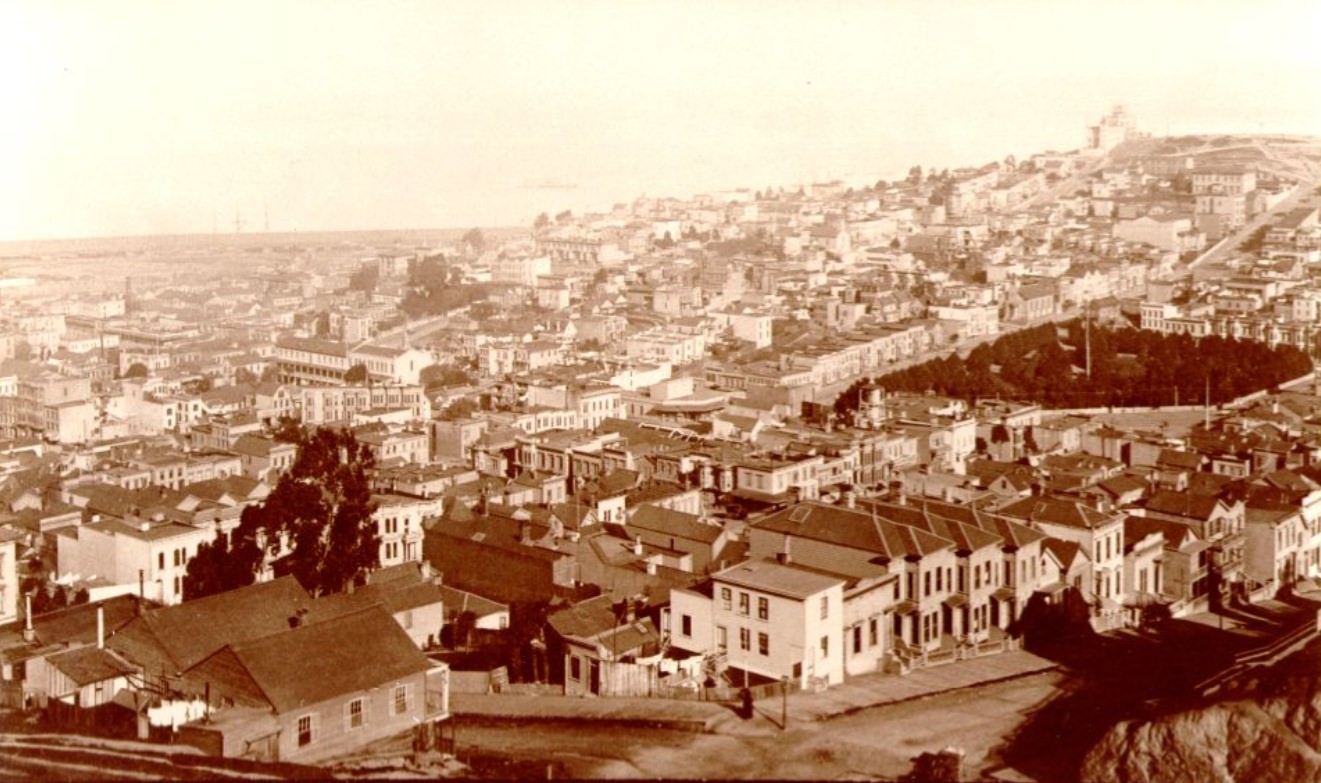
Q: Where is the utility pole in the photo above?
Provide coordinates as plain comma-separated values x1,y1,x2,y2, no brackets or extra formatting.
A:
1085,301,1092,379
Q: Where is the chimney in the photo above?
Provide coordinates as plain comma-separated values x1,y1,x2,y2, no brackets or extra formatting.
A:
646,558,658,576
521,523,533,546
625,599,637,624
97,605,105,650
778,535,793,565
843,490,856,509
633,535,644,556
420,560,432,581
23,594,35,643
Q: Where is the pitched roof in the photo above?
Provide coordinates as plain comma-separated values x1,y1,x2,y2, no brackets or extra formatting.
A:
756,501,955,562
46,645,138,686
189,606,429,714
111,576,321,673
626,505,721,544
1143,490,1225,522
715,558,845,599
31,595,147,648
996,496,1119,530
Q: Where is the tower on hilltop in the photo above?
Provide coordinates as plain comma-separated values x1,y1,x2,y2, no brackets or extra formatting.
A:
1085,105,1137,154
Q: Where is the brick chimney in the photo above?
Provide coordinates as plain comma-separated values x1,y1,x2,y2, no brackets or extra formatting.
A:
97,605,105,650
777,535,793,565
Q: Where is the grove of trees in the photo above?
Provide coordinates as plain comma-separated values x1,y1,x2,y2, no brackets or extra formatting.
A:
835,320,1313,416
183,427,380,600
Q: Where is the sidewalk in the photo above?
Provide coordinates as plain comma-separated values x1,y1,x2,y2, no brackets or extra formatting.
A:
788,649,1059,722
451,649,1059,735
451,692,727,733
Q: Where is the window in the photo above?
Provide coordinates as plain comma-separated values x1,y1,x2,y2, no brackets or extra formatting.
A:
347,698,364,730
893,581,900,601
158,552,165,570
738,592,750,616
716,625,728,652
720,587,731,610
924,572,931,597
680,614,692,638
570,656,581,681
820,596,829,619
821,635,829,658
758,632,769,656
869,617,878,647
853,625,862,654
757,597,769,621
392,684,410,715
974,566,981,590
936,568,943,592
739,627,750,651
297,714,314,747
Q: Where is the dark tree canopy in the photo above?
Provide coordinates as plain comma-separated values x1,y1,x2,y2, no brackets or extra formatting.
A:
123,362,149,379
345,362,369,384
835,320,1313,414
184,427,380,601
462,228,486,254
348,263,379,294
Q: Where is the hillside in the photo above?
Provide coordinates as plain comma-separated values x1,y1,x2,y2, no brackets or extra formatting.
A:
1079,637,1321,783
1109,134,1321,183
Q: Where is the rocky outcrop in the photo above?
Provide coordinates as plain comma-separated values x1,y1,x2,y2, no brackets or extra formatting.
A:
1079,673,1321,783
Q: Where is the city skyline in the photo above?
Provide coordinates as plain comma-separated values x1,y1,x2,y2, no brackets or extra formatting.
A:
2,0,1320,242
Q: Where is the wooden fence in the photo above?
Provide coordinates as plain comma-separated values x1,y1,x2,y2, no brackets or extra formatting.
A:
1195,611,1321,697
892,635,1019,673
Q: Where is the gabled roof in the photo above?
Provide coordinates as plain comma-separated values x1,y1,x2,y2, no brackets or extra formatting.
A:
756,501,955,561
997,495,1120,531
187,606,429,714
1041,537,1085,568
110,576,321,673
46,645,138,686
626,505,720,545
1124,514,1198,551
30,595,148,648
1144,489,1226,522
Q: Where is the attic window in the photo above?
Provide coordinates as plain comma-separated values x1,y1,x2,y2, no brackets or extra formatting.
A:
789,506,811,522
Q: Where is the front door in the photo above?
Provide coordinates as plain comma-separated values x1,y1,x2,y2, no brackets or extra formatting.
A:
589,660,601,695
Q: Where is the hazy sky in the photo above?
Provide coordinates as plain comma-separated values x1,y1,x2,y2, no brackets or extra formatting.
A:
2,1,1319,242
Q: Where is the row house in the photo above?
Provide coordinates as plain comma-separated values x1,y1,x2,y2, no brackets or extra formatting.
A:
995,495,1127,617
274,337,351,386
625,329,708,366
298,385,431,426
355,427,428,467
129,450,244,491
57,516,216,605
347,345,432,386
1140,489,1247,593
866,497,1049,641
733,452,825,505
372,493,441,566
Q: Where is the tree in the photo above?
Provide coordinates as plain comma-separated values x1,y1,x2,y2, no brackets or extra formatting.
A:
123,362,149,379
533,212,550,232
271,415,305,444
345,363,369,384
555,210,573,224
440,397,478,421
349,263,379,294
235,367,258,385
420,364,473,389
462,228,486,254
184,427,380,600
907,165,923,185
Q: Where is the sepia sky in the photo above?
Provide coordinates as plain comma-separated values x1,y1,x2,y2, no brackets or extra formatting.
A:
1,0,1319,242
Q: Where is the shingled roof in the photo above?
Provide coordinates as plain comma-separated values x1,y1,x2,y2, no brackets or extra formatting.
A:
186,606,429,714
